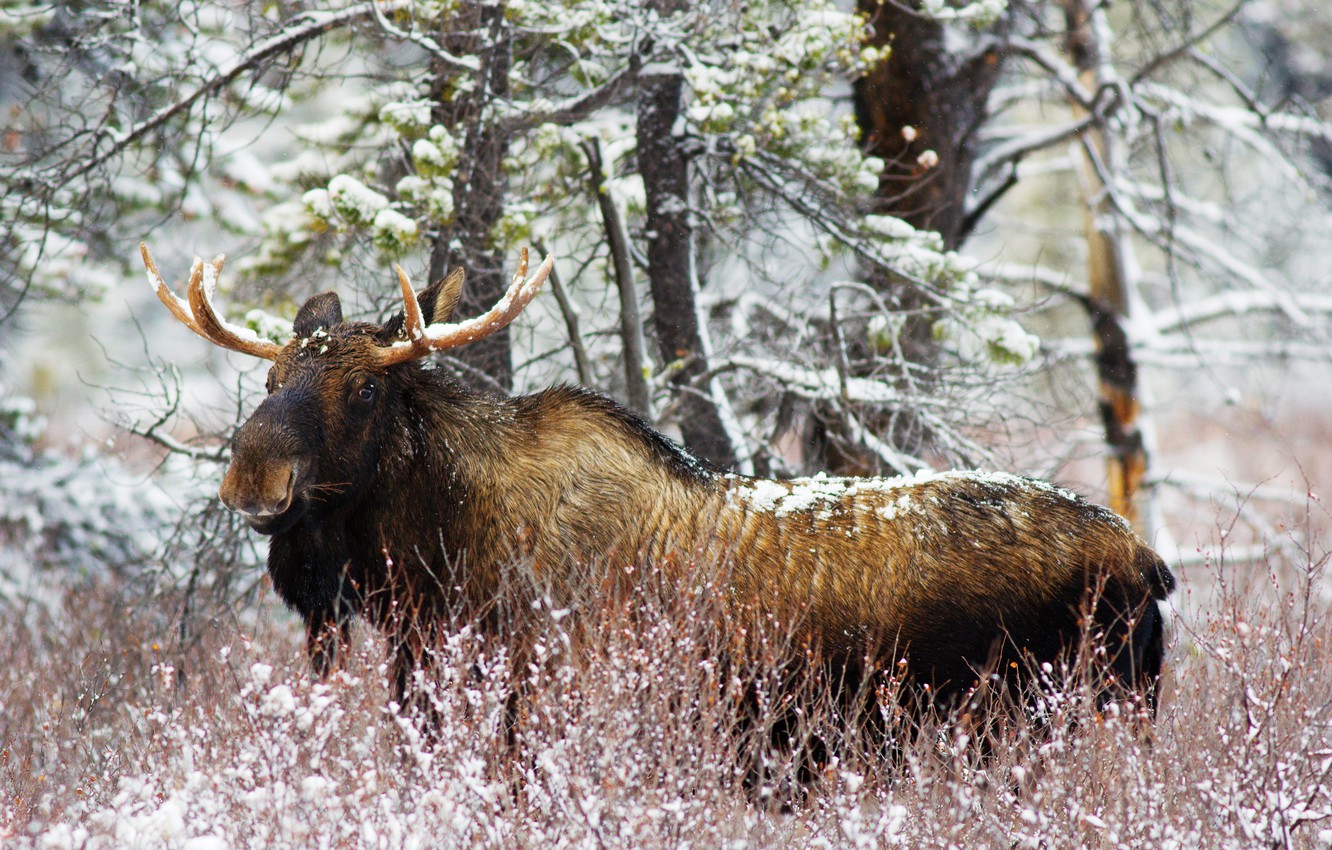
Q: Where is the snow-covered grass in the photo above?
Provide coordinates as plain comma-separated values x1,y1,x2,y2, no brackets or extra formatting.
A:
4,527,1331,848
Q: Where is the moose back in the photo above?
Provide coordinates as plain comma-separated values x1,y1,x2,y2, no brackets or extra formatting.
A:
139,243,1174,714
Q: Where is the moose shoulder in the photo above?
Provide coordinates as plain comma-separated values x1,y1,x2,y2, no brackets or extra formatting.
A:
140,243,1174,715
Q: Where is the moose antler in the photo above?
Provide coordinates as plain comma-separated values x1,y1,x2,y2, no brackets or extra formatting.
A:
141,242,551,366
373,247,554,368
140,242,284,361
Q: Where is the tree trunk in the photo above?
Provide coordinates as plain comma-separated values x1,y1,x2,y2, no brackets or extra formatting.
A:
583,138,652,416
1062,0,1150,531
428,2,514,392
853,0,1005,250
805,1,1007,473
637,65,738,470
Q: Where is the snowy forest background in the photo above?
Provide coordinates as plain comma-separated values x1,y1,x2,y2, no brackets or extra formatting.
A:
3,0,1332,846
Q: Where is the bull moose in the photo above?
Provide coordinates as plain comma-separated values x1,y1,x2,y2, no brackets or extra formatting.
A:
140,243,1174,720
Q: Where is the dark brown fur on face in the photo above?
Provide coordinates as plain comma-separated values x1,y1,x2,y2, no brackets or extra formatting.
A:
151,248,1174,721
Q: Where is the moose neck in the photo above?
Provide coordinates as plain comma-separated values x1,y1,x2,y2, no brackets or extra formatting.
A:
354,372,519,558
267,367,732,619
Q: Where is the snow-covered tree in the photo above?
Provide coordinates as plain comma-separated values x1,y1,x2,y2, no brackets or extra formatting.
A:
1,0,1005,478
6,0,1331,537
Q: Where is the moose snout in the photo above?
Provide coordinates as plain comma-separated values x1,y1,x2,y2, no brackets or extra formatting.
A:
219,459,297,518
219,393,312,523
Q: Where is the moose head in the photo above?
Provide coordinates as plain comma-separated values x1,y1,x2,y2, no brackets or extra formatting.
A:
141,243,552,536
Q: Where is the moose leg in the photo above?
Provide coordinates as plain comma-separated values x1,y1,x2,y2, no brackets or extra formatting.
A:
387,623,444,737
388,637,421,710
1095,593,1167,718
306,610,353,679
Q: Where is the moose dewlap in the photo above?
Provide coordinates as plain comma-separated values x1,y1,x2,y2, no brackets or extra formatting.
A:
140,242,1174,716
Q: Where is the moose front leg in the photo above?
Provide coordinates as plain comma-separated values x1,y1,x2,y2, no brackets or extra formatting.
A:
306,610,353,678
386,622,451,740
388,628,428,712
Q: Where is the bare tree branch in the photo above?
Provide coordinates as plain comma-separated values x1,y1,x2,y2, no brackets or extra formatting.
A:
582,138,651,415
971,113,1097,187
1128,0,1248,87
531,244,594,387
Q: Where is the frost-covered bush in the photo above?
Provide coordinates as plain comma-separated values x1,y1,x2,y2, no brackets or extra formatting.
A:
0,394,181,613
8,519,1332,849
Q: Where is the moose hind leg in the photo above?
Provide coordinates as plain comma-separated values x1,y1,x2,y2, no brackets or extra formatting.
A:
387,626,447,740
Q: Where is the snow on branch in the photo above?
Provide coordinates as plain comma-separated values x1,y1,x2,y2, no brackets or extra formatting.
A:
498,61,642,133
1152,291,1332,335
703,354,933,475
699,290,806,338
1149,468,1317,509
983,261,1088,301
971,114,1097,188
712,356,902,406
1119,179,1227,226
1140,82,1332,145
1047,335,1332,366
65,3,409,188
370,3,481,73
840,412,927,476
1007,36,1093,109
918,0,1007,25
1117,208,1314,328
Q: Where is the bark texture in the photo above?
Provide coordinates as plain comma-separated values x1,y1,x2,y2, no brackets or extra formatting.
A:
637,66,738,469
854,0,1005,250
428,1,516,391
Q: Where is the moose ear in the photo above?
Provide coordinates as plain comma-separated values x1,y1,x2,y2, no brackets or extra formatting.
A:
293,292,343,337
418,266,466,326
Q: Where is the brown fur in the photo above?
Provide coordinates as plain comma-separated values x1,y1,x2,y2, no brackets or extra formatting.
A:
209,283,1173,719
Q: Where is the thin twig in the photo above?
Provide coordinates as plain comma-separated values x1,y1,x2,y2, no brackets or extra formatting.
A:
582,138,652,415
532,240,593,386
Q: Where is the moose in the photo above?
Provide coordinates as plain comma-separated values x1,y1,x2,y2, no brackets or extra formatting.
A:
140,242,1174,721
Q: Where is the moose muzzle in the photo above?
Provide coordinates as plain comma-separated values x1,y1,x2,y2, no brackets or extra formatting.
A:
219,458,297,520
218,398,311,530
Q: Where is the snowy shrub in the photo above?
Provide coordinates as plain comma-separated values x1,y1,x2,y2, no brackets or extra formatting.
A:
0,410,180,614
6,518,1332,848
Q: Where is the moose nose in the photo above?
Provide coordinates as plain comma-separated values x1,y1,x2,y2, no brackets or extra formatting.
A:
219,460,297,517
